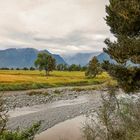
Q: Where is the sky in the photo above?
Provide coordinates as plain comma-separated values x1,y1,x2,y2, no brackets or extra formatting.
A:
0,0,113,55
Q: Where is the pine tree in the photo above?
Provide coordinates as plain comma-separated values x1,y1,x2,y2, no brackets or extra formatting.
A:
85,57,102,78
103,0,140,93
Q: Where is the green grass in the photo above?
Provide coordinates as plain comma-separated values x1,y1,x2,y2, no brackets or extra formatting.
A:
0,70,114,91
0,122,41,140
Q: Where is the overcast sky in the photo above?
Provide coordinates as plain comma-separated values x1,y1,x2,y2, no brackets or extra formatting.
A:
0,0,113,55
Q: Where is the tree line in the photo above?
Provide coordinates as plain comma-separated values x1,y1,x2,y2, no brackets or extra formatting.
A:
0,64,87,72
35,52,102,77
0,52,102,78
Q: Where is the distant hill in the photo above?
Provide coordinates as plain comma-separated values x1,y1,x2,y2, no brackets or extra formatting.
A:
0,48,66,68
96,52,115,63
64,52,101,66
97,52,140,66
64,51,138,66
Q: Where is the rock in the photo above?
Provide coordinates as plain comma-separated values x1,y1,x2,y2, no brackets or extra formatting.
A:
74,95,78,98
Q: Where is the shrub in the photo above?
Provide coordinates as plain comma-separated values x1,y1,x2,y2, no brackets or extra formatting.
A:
83,88,140,140
0,95,41,140
0,122,41,140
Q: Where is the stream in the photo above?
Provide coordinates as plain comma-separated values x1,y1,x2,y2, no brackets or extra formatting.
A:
6,90,102,139
35,116,86,140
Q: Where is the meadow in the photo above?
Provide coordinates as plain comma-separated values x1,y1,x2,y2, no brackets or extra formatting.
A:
0,70,114,91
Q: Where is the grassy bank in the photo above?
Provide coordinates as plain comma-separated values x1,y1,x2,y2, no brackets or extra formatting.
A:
0,70,114,91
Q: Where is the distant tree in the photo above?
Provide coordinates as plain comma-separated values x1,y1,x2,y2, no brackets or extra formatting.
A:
23,67,28,70
81,66,87,71
16,68,20,70
68,64,81,71
77,65,81,71
30,67,35,71
56,64,63,71
63,64,68,71
85,57,102,78
103,0,140,93
0,68,9,70
56,64,68,71
34,52,56,76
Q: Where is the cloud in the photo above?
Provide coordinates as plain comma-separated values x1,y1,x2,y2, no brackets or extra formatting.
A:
0,0,111,54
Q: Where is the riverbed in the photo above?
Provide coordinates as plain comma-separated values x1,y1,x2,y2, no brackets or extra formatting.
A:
4,88,102,132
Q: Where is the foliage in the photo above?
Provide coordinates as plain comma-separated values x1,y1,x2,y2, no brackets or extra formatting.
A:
104,37,140,64
68,64,81,71
56,64,68,71
23,67,29,71
102,62,140,93
85,57,102,78
103,0,140,93
0,68,10,70
81,66,87,71
35,52,56,76
29,67,35,71
0,122,41,140
56,64,87,71
0,95,41,140
105,0,140,37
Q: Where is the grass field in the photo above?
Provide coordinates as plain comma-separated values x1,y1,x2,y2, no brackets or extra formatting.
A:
0,70,114,91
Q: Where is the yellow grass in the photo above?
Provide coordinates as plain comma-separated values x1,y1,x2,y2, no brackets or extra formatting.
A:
0,70,114,91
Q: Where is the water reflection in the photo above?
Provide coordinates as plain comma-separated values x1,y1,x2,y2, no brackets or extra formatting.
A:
35,116,86,140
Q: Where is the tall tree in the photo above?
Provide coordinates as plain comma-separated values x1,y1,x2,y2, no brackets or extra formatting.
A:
85,57,102,78
103,0,140,93
82,1,140,139
35,52,56,76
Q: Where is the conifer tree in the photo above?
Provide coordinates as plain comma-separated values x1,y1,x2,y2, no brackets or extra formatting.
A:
103,0,140,93
85,57,102,78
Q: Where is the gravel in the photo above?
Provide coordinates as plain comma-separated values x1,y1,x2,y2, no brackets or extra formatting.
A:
3,88,101,110
2,88,103,132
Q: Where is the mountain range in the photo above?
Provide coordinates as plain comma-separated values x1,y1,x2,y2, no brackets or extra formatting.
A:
64,52,114,66
96,52,115,64
0,48,66,68
0,48,114,68
63,52,101,66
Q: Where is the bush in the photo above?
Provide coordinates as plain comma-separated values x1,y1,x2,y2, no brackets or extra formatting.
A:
83,88,140,140
0,122,41,140
0,95,41,140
